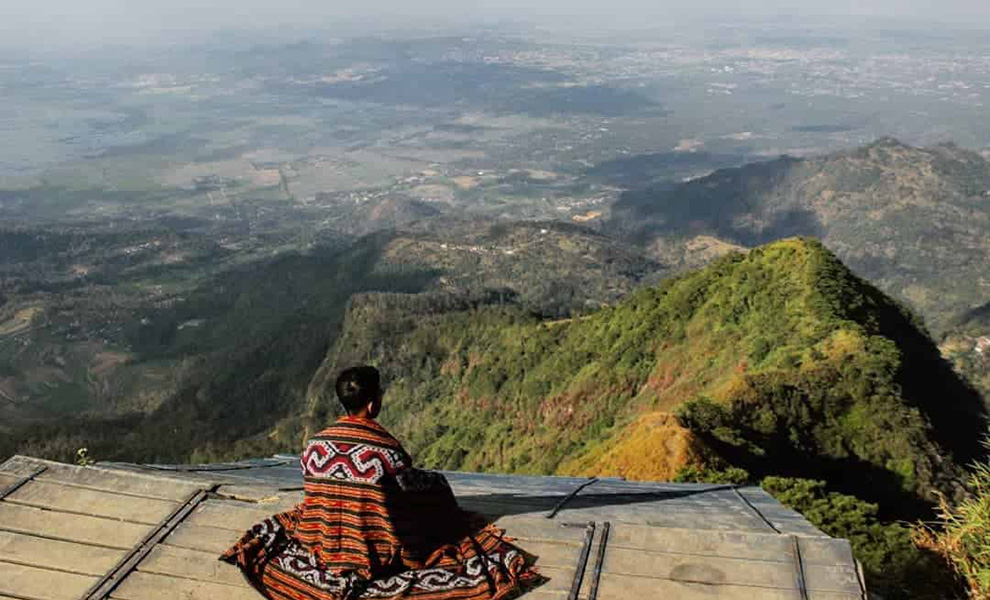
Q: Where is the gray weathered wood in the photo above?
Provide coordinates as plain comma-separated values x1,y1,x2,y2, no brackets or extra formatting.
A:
0,560,99,600
1,457,204,501
806,593,864,600
593,574,804,600
164,523,243,554
0,531,126,576
110,571,260,600
0,503,149,550
802,564,863,595
603,547,801,589
799,538,857,566
214,484,301,506
608,524,795,561
184,500,280,532
136,545,248,588
525,565,575,595
6,480,179,525
38,467,202,502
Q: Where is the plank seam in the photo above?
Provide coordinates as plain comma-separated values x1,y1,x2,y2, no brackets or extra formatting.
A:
854,559,869,599
31,477,194,502
0,467,47,501
132,567,250,589
586,570,817,590
731,486,782,533
791,535,810,600
79,485,218,600
2,499,167,527
566,522,595,600
0,556,104,579
0,589,46,600
583,542,858,567
587,521,609,600
0,526,133,551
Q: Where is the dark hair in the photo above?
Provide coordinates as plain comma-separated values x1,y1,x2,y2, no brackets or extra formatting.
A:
335,366,381,413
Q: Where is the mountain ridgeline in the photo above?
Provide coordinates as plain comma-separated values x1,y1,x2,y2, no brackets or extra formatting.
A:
610,138,990,335
302,238,985,517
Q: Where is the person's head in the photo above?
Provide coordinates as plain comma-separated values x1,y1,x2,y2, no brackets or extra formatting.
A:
335,365,383,418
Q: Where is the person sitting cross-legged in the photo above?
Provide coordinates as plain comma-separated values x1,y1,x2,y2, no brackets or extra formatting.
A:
221,365,540,600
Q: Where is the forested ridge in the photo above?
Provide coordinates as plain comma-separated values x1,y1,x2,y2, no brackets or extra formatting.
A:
299,237,983,517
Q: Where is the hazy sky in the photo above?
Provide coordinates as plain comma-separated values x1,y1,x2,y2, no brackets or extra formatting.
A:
2,0,989,46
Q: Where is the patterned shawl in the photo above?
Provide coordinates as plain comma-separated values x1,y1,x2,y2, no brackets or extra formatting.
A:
221,416,539,600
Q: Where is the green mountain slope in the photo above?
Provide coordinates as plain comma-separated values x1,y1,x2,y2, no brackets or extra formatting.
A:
942,301,990,403
303,237,985,516
610,139,990,334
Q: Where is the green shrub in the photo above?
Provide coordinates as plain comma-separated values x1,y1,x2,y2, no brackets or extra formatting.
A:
762,477,961,599
916,446,990,599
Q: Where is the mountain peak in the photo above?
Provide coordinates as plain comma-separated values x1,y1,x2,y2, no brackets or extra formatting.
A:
302,237,984,516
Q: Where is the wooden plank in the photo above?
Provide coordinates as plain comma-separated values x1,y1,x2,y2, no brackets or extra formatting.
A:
516,540,582,569
0,456,46,477
0,503,148,550
184,500,278,532
525,565,574,595
164,523,243,554
0,560,98,600
110,571,259,600
519,591,568,599
608,524,795,562
1,457,205,502
602,547,800,589
798,538,856,567
214,484,301,505
803,564,862,595
0,531,126,576
807,592,864,600
593,574,804,600
6,480,178,525
36,466,203,502
0,474,20,488
136,545,248,588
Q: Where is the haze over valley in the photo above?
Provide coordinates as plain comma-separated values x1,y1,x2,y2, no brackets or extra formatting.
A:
5,6,990,595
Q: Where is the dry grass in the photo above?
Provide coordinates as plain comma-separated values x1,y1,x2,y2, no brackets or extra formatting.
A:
915,449,990,599
559,413,707,481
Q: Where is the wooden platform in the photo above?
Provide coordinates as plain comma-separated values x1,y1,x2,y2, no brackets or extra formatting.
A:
0,455,867,599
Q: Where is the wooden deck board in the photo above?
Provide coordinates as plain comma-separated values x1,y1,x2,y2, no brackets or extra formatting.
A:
110,571,260,600
608,524,795,561
164,523,243,554
6,480,179,525
137,545,248,588
0,502,148,550
603,547,800,589
0,560,99,600
592,574,804,600
0,457,204,502
0,531,126,577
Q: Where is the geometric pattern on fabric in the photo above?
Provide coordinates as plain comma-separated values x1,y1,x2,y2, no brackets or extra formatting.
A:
302,440,407,484
273,541,520,598
221,415,540,600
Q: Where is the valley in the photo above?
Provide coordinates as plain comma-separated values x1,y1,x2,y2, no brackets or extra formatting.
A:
3,19,990,597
